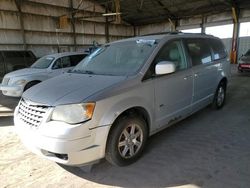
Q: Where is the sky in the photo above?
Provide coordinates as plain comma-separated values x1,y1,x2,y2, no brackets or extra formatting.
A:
181,22,250,39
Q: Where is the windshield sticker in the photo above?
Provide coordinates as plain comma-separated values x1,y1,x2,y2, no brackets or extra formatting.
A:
136,39,156,46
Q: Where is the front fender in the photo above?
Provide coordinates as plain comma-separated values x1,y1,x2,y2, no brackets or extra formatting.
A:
92,96,155,132
23,74,47,83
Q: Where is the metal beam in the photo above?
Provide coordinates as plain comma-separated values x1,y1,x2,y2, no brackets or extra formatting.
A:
69,0,77,51
168,18,178,31
105,4,110,43
155,0,177,20
15,0,27,50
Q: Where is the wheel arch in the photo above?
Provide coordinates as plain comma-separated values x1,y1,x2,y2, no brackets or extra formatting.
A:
220,77,228,86
23,80,42,91
110,106,151,135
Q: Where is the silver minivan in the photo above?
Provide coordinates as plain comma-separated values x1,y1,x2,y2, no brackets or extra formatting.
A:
14,33,230,167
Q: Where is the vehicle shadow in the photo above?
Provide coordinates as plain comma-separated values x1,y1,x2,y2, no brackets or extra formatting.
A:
59,103,249,188
0,94,19,126
0,116,14,127
60,118,206,187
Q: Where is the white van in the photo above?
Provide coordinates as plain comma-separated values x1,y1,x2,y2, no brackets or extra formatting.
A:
0,52,88,97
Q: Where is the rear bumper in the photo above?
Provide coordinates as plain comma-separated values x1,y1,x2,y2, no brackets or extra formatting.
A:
238,64,250,71
0,84,23,97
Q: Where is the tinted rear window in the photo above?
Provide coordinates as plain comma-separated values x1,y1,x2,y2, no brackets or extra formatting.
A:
210,39,227,60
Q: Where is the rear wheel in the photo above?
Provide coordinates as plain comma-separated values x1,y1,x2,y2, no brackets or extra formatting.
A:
212,82,226,109
105,115,148,166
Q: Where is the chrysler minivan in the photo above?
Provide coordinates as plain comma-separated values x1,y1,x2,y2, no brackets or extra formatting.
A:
14,33,230,167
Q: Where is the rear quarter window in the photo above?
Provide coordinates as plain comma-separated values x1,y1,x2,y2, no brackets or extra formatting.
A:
210,39,227,60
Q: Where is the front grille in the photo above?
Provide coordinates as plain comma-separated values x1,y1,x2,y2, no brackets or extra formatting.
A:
2,77,10,85
17,98,49,127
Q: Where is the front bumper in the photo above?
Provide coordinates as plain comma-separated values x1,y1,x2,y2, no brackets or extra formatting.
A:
0,84,23,97
14,113,111,166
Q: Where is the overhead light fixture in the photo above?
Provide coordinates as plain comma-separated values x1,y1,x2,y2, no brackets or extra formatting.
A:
102,12,122,16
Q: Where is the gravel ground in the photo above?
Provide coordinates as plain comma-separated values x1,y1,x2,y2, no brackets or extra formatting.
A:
0,66,250,188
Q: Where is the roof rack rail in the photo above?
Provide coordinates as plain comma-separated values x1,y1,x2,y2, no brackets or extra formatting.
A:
141,31,182,36
141,31,213,37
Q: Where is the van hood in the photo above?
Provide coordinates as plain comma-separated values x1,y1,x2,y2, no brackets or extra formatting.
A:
22,73,126,106
5,68,47,78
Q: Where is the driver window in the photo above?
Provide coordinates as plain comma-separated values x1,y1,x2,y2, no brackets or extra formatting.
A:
52,58,62,69
144,40,187,80
154,41,187,71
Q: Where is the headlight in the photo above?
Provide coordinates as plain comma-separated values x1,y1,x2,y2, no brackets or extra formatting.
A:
51,103,95,124
14,79,27,86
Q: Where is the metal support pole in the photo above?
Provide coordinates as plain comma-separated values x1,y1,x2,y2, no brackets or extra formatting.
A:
231,6,240,64
105,6,110,43
201,16,206,34
70,0,77,51
15,0,27,50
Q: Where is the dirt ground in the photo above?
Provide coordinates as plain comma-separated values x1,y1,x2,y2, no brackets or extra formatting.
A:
1,67,250,188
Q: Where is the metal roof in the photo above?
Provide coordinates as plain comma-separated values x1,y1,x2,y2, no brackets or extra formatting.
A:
95,0,250,25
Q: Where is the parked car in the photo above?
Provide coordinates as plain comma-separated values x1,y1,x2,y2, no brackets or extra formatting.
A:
238,49,250,72
0,52,88,97
14,33,230,167
0,50,36,80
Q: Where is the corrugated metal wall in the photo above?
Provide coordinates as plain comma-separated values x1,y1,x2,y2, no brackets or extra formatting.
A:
1,0,250,59
220,37,250,58
0,0,134,57
137,10,250,60
238,37,250,55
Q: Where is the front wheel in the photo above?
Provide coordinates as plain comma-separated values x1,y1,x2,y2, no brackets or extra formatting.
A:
105,115,148,166
213,82,226,109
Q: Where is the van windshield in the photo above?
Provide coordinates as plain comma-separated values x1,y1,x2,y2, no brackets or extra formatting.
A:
72,40,157,76
31,57,55,69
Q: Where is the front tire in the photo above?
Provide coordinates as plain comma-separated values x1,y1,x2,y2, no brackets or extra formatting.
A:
105,115,148,166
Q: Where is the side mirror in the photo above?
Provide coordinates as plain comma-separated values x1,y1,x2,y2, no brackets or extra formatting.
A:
155,61,176,75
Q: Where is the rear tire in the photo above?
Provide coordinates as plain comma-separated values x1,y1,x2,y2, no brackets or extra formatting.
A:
24,81,40,91
212,82,226,109
105,115,148,166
